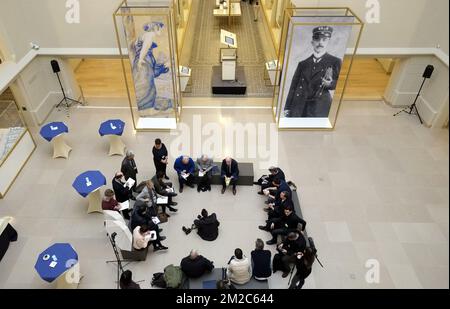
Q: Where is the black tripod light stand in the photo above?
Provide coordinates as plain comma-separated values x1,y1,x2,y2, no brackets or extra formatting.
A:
393,65,434,124
51,60,83,111
106,232,127,289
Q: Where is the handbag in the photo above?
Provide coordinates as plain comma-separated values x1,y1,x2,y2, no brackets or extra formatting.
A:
158,212,169,223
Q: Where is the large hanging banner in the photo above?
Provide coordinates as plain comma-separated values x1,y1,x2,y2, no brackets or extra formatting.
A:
123,13,174,117
114,2,180,130
276,15,358,129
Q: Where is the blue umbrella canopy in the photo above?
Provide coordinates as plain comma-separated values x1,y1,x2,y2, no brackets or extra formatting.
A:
99,119,125,136
72,170,106,198
34,243,78,283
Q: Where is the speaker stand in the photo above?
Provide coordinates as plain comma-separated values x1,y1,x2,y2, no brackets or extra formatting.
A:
393,77,425,124
54,71,84,113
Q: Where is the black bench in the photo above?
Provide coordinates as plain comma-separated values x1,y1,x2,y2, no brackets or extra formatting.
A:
210,162,254,186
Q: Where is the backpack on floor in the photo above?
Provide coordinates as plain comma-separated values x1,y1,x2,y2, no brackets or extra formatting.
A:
164,264,183,289
272,253,284,273
151,272,167,288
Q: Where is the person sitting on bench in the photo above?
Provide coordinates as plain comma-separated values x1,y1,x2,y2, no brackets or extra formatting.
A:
275,232,306,278
102,189,130,219
174,155,195,193
152,171,178,207
182,209,220,241
196,154,214,192
227,248,252,285
256,166,285,195
259,205,306,245
221,157,239,195
137,180,177,217
180,249,214,278
265,178,291,205
265,191,293,220
130,204,168,251
251,239,272,281
132,225,156,250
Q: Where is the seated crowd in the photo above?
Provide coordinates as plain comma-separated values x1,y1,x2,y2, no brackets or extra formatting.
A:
103,139,314,289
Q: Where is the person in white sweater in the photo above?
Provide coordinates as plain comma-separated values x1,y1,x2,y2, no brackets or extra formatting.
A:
227,248,252,285
132,225,156,250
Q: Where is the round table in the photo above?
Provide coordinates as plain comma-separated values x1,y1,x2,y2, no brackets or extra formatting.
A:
40,122,72,159
34,243,80,289
72,171,107,214
99,119,126,156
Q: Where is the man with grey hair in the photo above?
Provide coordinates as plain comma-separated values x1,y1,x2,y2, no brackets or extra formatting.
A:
251,238,271,281
121,150,138,192
180,249,214,278
196,154,215,192
220,156,239,195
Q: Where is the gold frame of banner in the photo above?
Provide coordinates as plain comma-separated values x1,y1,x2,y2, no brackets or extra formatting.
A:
113,0,182,131
271,7,364,131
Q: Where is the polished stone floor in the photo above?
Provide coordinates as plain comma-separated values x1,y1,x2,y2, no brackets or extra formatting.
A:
0,99,448,289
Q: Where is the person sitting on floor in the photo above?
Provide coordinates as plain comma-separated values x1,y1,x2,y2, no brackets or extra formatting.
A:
255,166,286,195
196,154,215,192
182,209,220,241
112,172,133,203
251,239,272,281
102,189,130,219
259,205,307,245
120,270,140,289
221,157,239,195
180,249,214,278
227,248,252,285
174,155,196,193
132,225,157,250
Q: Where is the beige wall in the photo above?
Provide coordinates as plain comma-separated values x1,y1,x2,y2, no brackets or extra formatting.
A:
9,57,79,127
291,0,449,53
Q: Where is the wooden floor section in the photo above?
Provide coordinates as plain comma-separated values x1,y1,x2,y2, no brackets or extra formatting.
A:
74,57,391,100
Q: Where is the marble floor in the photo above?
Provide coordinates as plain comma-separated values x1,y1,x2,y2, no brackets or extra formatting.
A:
0,99,448,289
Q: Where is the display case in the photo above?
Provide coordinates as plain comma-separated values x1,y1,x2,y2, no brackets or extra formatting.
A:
0,94,36,198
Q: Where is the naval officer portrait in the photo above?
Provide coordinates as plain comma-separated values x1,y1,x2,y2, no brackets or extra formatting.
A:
284,26,342,118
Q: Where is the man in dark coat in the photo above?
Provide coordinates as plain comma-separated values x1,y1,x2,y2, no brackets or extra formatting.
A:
284,26,342,118
183,209,220,241
256,166,286,195
180,250,214,278
259,205,307,245
221,157,239,195
112,172,133,203
121,150,138,192
152,139,169,180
